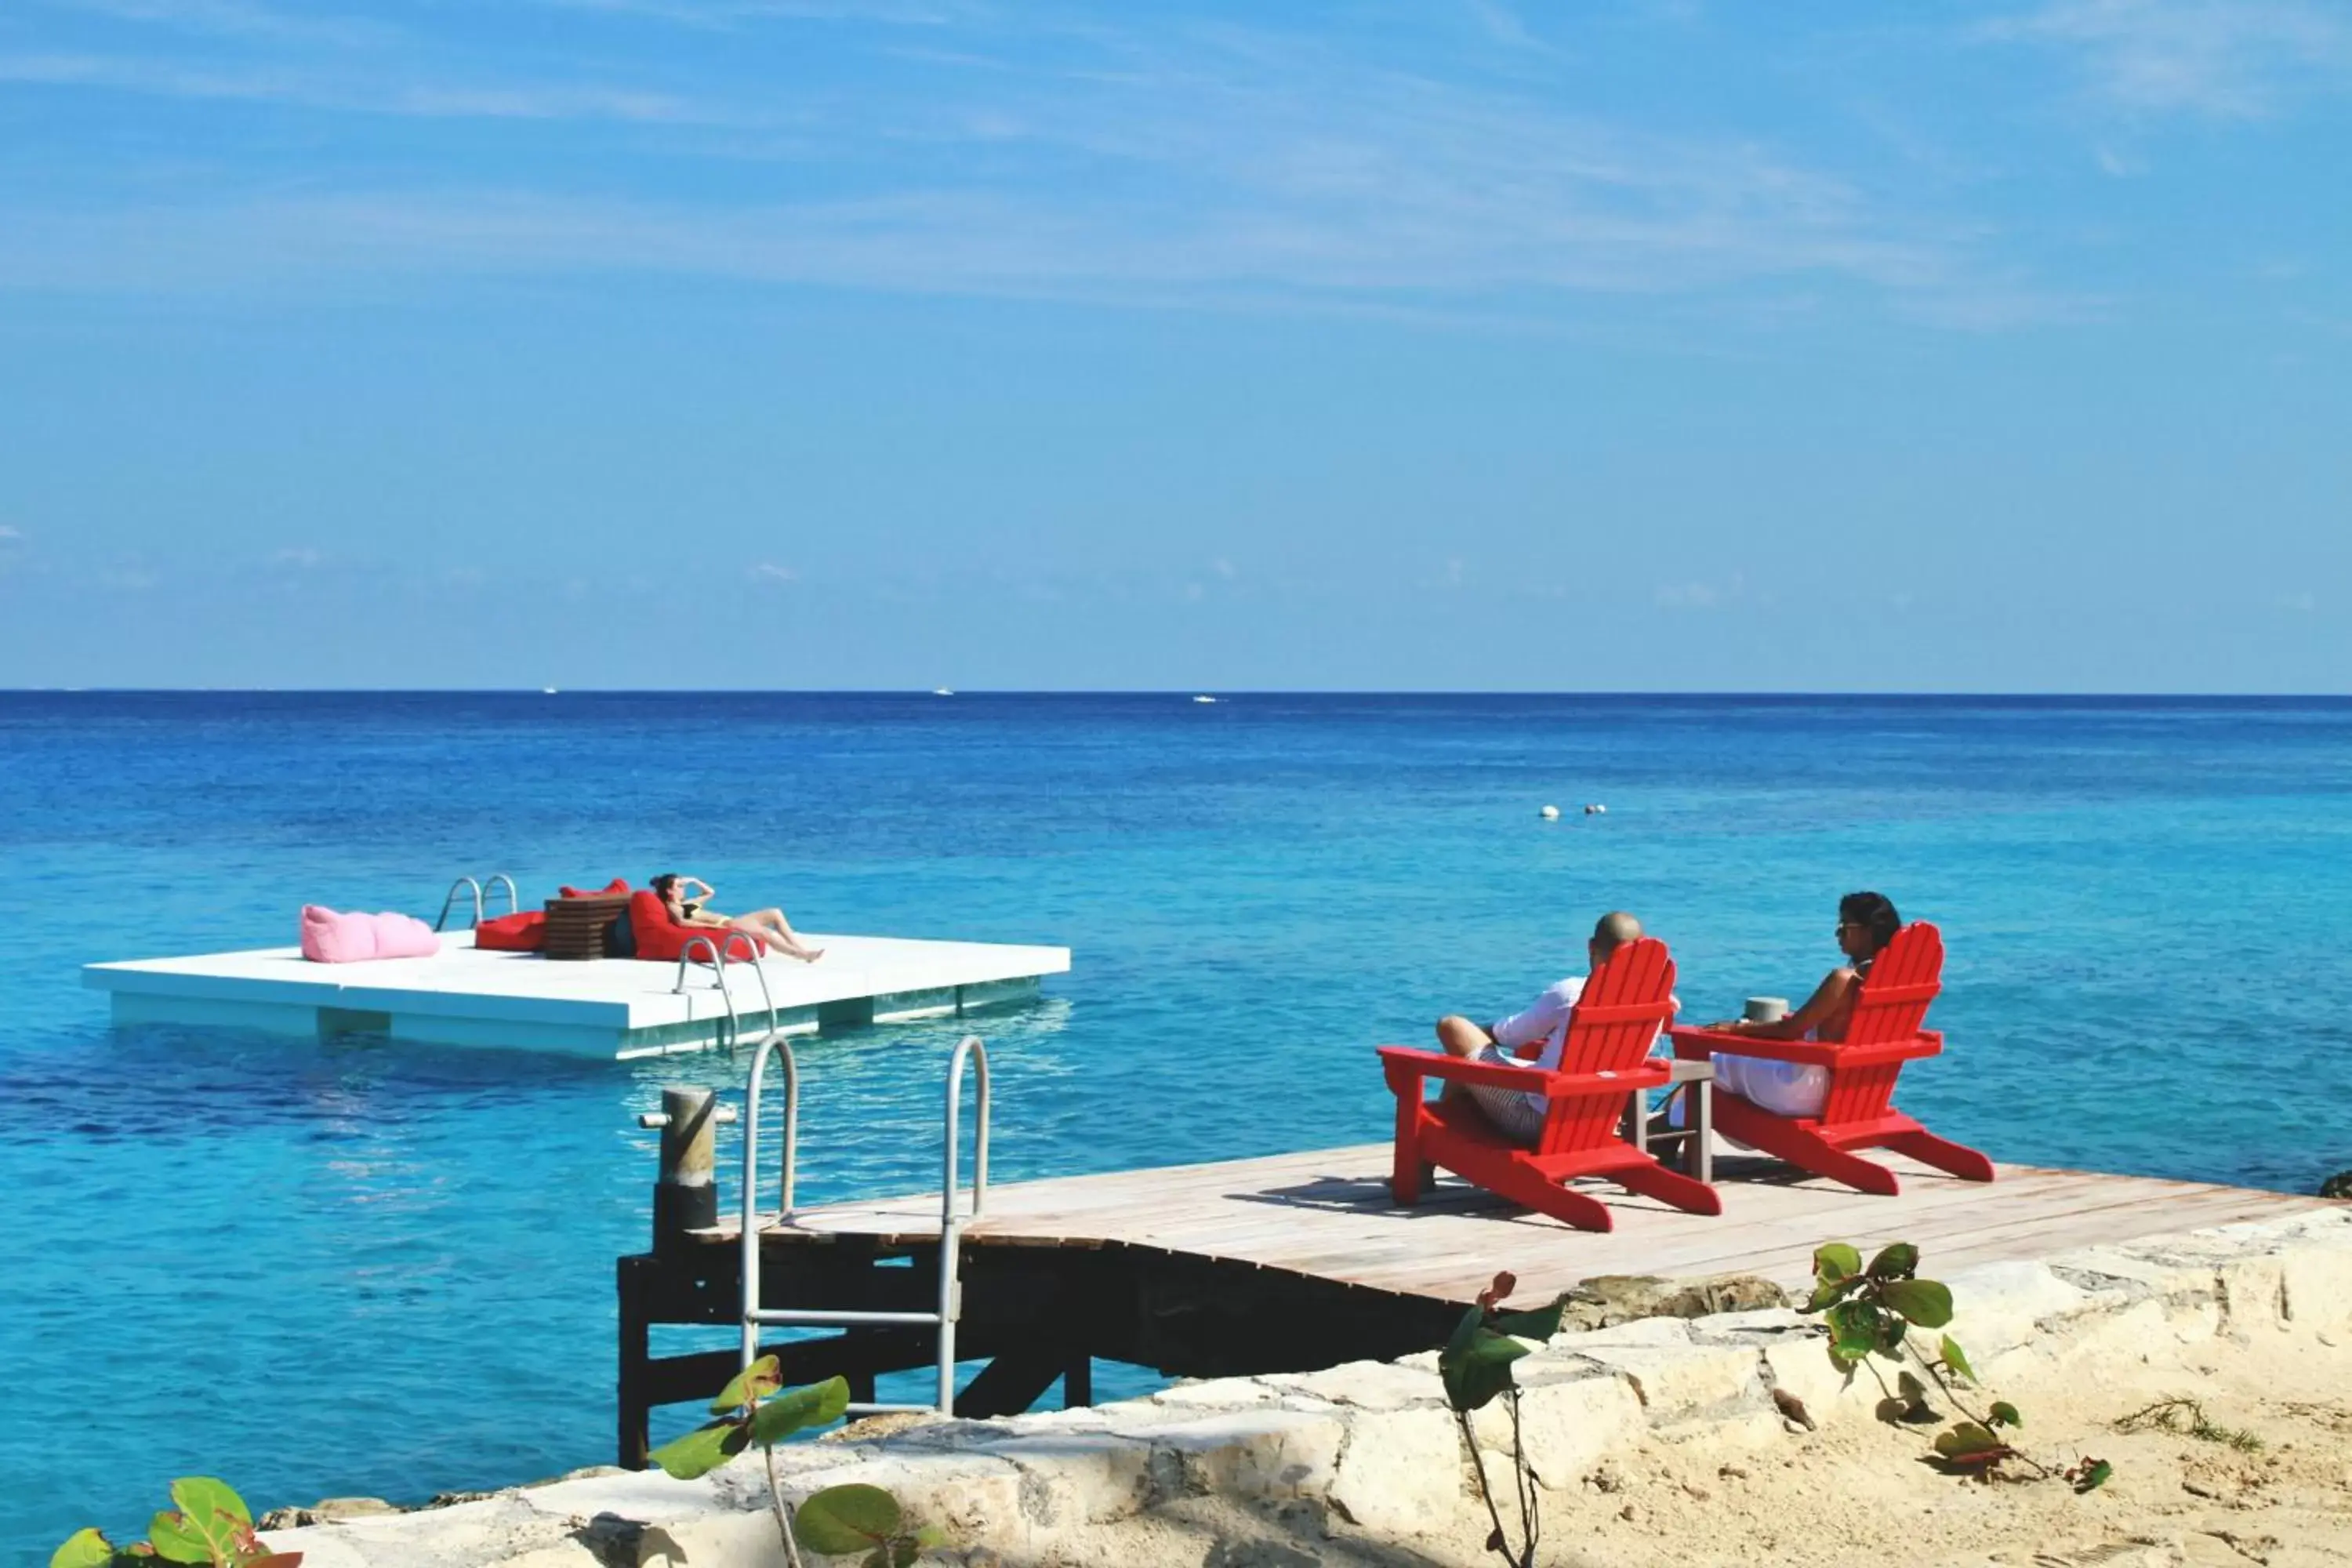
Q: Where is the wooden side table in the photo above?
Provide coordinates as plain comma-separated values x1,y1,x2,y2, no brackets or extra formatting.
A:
1627,1057,1714,1182
542,895,627,961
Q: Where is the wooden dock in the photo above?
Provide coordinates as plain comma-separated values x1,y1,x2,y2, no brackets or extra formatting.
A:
615,1139,2329,1464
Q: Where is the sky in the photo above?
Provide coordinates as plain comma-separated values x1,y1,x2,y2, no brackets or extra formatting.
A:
0,1,2347,691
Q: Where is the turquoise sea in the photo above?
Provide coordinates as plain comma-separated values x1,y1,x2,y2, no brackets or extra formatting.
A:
2,691,2348,1559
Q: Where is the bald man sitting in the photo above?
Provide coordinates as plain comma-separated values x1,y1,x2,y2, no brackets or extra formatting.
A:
1434,911,1651,1145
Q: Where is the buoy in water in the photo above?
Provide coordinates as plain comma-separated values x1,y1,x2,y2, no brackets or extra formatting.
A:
1584,804,1606,815
1540,804,1561,820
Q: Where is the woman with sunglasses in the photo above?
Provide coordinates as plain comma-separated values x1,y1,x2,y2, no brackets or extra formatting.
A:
1697,890,1903,1117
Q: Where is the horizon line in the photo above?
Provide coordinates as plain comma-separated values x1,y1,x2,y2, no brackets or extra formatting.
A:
4,688,2350,702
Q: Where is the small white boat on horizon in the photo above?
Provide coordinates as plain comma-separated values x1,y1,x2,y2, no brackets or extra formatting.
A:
933,688,955,696
1192,695,1218,704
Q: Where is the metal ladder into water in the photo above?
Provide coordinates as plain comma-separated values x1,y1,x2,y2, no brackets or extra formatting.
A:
433,873,522,931
735,1031,991,1417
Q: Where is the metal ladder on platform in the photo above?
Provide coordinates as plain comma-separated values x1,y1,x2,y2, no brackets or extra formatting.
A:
673,933,782,1051
736,1033,991,1416
434,873,521,931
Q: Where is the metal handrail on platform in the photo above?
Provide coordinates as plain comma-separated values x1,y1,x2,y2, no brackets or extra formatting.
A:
434,873,523,931
737,1034,993,1417
673,932,779,1052
484,873,521,920
434,877,484,931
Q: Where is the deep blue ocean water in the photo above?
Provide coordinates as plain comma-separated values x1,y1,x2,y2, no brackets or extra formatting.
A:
3,691,2350,1558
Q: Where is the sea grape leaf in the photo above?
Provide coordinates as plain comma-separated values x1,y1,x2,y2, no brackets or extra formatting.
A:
1989,1402,2022,1428
1824,1300,1884,1367
1489,1293,1570,1343
859,1544,920,1568
1880,1279,1955,1329
145,1479,255,1566
648,1418,749,1480
1443,1303,1485,1366
1804,1276,1864,1314
49,1530,116,1568
2074,1458,2114,1494
1933,1423,2009,1464
1813,1243,1862,1285
1867,1243,1920,1280
793,1485,902,1554
1939,1335,1976,1385
145,1512,214,1566
1442,1327,1530,1412
746,1377,851,1446
1877,1314,1909,1354
169,1479,251,1531
712,1355,785,1414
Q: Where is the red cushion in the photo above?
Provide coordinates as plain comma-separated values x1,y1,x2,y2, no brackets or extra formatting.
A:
559,877,630,899
473,910,546,952
626,889,764,964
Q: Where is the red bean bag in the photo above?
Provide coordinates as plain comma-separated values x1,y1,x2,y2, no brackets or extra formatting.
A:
559,877,630,898
473,910,546,952
624,890,766,964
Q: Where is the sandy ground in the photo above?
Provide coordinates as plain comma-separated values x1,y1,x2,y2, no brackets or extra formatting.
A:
1002,1327,2352,1568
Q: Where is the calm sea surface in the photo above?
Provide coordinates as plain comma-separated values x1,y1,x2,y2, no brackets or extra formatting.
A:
3,691,2349,1555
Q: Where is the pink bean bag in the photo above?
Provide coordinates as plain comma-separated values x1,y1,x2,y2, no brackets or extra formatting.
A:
300,906,442,964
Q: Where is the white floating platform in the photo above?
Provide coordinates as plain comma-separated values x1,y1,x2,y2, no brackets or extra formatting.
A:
84,932,1071,1058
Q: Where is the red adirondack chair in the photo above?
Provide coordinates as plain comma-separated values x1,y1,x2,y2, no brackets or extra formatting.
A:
1666,922,1994,1196
1377,937,1721,1232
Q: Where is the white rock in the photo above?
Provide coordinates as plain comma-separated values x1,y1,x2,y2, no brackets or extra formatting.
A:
1549,1315,1694,1351
978,1429,1155,1533
1152,1377,1281,1409
2282,1240,2352,1332
637,1511,794,1568
1566,1344,1761,1419
1329,1406,1466,1531
822,1452,1031,1552
1269,1359,1445,1411
1759,1337,1860,1424
1138,1409,1348,1504
1469,1374,1645,1489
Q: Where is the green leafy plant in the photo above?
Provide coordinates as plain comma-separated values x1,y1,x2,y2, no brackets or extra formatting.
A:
648,1356,940,1566
2115,1396,2263,1453
51,1477,301,1568
1439,1271,1569,1568
1804,1240,2103,1488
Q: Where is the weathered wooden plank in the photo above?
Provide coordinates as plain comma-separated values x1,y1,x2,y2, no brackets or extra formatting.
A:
712,1142,2332,1309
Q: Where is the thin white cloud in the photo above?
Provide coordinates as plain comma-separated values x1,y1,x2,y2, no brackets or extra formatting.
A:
0,14,2063,327
0,52,745,125
38,0,393,47
1984,0,2352,118
751,561,798,584
1656,572,1745,611
530,0,964,25
0,524,24,541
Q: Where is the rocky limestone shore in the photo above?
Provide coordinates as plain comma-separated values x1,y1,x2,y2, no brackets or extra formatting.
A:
261,1208,2352,1568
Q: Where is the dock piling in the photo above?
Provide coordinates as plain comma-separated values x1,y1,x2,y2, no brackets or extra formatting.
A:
641,1087,735,1250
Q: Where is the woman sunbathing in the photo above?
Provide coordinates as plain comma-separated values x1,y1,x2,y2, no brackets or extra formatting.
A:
652,873,824,964
1698,890,1902,1117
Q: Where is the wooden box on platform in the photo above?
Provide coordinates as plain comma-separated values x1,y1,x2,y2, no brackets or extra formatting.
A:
543,895,627,960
